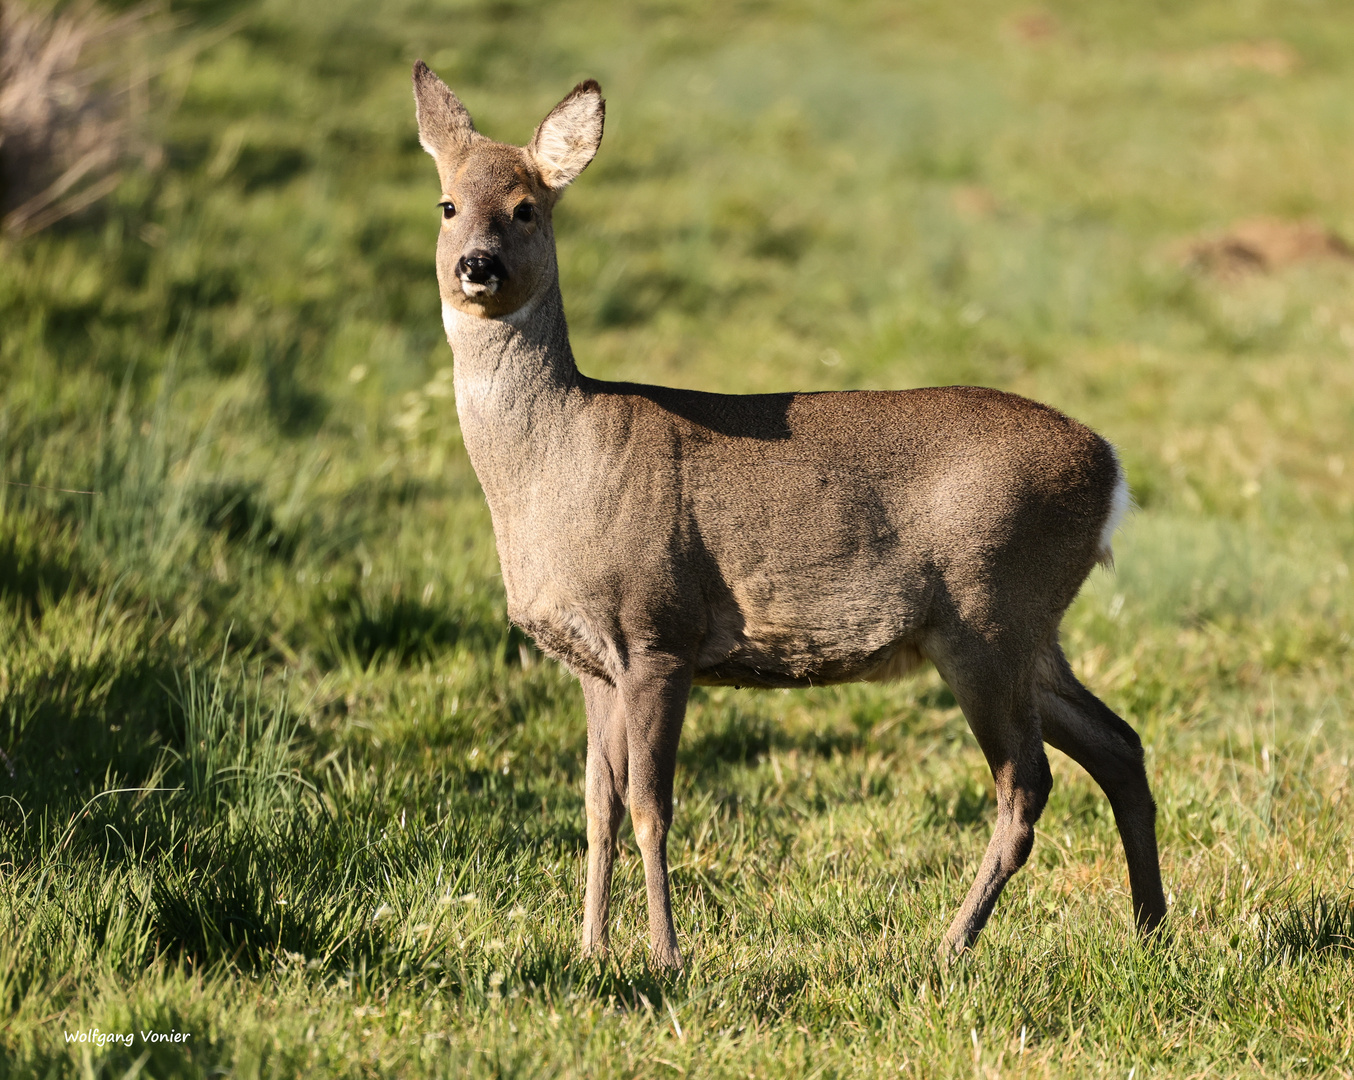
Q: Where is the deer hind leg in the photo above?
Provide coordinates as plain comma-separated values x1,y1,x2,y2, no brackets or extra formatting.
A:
1036,644,1167,935
935,650,1052,957
620,658,691,971
581,674,628,958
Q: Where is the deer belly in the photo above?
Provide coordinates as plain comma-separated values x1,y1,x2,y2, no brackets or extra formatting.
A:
692,564,929,688
683,480,933,685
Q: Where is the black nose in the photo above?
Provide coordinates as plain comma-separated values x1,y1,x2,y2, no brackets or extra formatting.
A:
457,252,506,283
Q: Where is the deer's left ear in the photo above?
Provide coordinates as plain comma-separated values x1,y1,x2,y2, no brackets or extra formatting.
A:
528,80,605,191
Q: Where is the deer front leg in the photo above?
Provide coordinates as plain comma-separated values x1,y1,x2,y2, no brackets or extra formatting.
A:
581,674,627,958
621,658,691,971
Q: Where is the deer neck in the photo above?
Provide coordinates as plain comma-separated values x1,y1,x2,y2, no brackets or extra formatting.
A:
441,274,581,488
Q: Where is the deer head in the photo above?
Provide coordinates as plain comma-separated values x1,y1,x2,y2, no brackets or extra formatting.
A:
412,62,604,320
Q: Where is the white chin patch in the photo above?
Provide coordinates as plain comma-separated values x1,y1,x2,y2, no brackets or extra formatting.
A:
442,300,462,339
460,278,500,297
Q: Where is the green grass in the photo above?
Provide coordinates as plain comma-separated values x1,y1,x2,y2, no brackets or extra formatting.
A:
1,0,1352,1075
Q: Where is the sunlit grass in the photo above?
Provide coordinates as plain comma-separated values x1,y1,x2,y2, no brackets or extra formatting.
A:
0,0,1351,1076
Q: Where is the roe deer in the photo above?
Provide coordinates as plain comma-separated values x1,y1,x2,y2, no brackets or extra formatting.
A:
412,63,1167,969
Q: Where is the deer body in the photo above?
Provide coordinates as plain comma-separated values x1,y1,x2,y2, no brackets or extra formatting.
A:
418,65,1167,968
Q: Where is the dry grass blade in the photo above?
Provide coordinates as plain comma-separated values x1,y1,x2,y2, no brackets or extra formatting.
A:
0,0,159,236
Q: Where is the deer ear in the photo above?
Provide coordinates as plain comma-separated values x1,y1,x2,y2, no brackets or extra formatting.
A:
413,61,476,164
528,80,605,190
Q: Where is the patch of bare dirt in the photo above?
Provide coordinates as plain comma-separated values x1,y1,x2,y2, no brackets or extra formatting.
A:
1007,10,1059,44
1183,217,1354,278
950,184,998,222
1191,39,1300,76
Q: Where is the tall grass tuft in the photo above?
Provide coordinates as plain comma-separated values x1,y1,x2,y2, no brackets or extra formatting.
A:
169,657,310,822
0,0,160,236
1256,890,1354,966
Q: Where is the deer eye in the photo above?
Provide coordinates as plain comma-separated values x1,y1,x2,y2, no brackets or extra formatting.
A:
513,202,535,223
439,200,456,220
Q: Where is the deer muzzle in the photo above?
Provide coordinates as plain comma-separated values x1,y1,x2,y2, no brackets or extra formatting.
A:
457,252,506,296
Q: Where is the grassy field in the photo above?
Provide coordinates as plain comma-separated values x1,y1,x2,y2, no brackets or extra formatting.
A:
1,0,1352,1075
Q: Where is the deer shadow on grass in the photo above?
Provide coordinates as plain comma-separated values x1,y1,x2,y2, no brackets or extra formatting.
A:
678,683,958,780
314,585,533,670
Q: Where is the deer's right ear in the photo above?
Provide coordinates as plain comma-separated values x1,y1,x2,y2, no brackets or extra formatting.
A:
413,61,476,163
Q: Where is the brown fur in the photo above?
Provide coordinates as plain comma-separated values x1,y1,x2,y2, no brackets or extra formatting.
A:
413,63,1167,968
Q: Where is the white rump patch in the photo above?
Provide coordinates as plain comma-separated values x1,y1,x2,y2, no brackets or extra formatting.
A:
1097,456,1131,567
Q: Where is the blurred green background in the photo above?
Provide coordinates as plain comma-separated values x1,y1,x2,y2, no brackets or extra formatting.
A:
0,1,1351,1076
